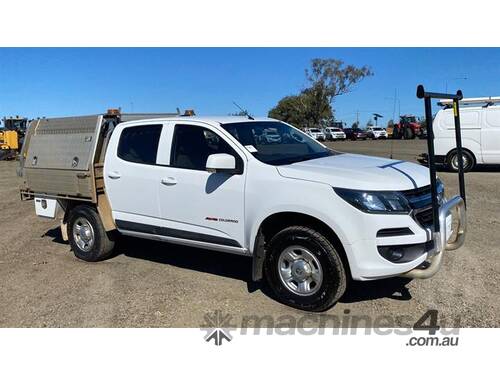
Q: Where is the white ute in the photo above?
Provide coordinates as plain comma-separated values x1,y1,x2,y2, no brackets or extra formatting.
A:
367,127,388,139
305,127,326,141
20,113,466,311
325,127,346,141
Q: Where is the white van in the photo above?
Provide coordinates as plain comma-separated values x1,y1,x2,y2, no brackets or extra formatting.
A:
434,97,500,172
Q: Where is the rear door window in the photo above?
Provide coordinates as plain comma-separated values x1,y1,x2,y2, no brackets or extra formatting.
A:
117,125,163,164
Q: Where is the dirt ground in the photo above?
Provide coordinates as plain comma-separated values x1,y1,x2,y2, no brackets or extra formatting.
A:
0,139,498,327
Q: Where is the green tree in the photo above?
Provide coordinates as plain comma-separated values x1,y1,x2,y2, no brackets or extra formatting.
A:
300,86,334,127
268,94,308,127
269,58,373,128
230,110,249,116
305,58,373,103
268,90,333,128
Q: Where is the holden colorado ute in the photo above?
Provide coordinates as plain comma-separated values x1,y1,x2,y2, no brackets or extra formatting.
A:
19,111,466,311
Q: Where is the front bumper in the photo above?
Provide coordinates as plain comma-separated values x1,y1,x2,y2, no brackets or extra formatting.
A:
344,195,466,280
401,195,466,279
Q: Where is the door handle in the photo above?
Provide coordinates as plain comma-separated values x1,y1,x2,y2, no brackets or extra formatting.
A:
108,171,121,179
161,177,177,186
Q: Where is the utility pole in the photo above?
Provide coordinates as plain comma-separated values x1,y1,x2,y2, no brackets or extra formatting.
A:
445,77,467,93
392,89,397,123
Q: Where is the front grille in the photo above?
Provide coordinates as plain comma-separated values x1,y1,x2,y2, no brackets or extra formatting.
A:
402,185,432,209
402,185,435,228
415,207,434,228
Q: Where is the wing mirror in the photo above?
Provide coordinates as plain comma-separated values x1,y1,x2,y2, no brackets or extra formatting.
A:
206,153,236,173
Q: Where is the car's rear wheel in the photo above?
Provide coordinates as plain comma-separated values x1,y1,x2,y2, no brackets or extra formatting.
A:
68,205,115,261
404,127,415,139
264,226,347,312
447,149,475,173
392,127,402,139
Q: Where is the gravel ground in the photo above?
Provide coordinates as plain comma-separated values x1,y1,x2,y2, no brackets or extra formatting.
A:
0,139,498,327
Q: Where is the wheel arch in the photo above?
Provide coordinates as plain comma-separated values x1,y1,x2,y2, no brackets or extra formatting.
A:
446,147,477,164
446,147,477,172
251,211,351,282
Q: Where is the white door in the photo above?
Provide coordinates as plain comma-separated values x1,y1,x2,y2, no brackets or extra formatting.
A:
156,123,247,251
104,123,168,224
482,108,500,163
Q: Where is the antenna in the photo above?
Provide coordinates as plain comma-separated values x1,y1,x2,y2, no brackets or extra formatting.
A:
232,101,254,120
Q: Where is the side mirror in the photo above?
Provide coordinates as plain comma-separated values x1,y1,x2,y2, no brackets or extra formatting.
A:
206,153,236,173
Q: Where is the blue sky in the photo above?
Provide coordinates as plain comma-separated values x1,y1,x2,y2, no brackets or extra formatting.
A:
1,48,499,126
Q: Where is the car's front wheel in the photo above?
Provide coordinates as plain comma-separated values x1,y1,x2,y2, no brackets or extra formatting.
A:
264,226,347,312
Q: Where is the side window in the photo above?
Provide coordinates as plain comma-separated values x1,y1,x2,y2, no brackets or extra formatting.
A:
170,124,242,172
117,125,162,164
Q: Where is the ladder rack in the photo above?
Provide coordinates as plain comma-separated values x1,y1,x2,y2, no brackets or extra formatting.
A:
438,96,500,107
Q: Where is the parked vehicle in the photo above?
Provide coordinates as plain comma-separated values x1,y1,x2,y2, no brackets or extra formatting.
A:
304,127,326,141
259,128,281,144
419,96,500,172
19,113,465,311
324,127,346,141
390,115,423,139
344,128,369,140
367,127,388,139
0,116,28,160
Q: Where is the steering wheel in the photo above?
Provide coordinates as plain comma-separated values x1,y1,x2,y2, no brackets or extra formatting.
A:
291,132,305,143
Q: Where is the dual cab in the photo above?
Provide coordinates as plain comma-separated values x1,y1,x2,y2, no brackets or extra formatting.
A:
23,116,466,311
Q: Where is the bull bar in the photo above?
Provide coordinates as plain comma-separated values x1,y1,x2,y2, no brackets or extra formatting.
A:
402,195,466,279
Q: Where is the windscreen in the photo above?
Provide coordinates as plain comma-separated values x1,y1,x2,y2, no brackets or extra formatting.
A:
221,121,335,166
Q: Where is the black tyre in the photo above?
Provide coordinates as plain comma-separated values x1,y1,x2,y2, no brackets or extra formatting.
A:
447,149,475,173
392,127,402,139
264,226,347,312
68,205,115,262
404,127,415,139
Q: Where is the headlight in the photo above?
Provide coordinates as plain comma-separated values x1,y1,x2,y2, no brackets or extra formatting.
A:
334,188,411,214
436,178,445,204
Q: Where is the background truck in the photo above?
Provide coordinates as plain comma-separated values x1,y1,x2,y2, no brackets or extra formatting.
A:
19,111,466,311
0,115,28,160
389,115,423,139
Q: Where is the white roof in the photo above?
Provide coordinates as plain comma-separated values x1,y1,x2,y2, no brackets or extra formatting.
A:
120,116,278,127
439,96,500,106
